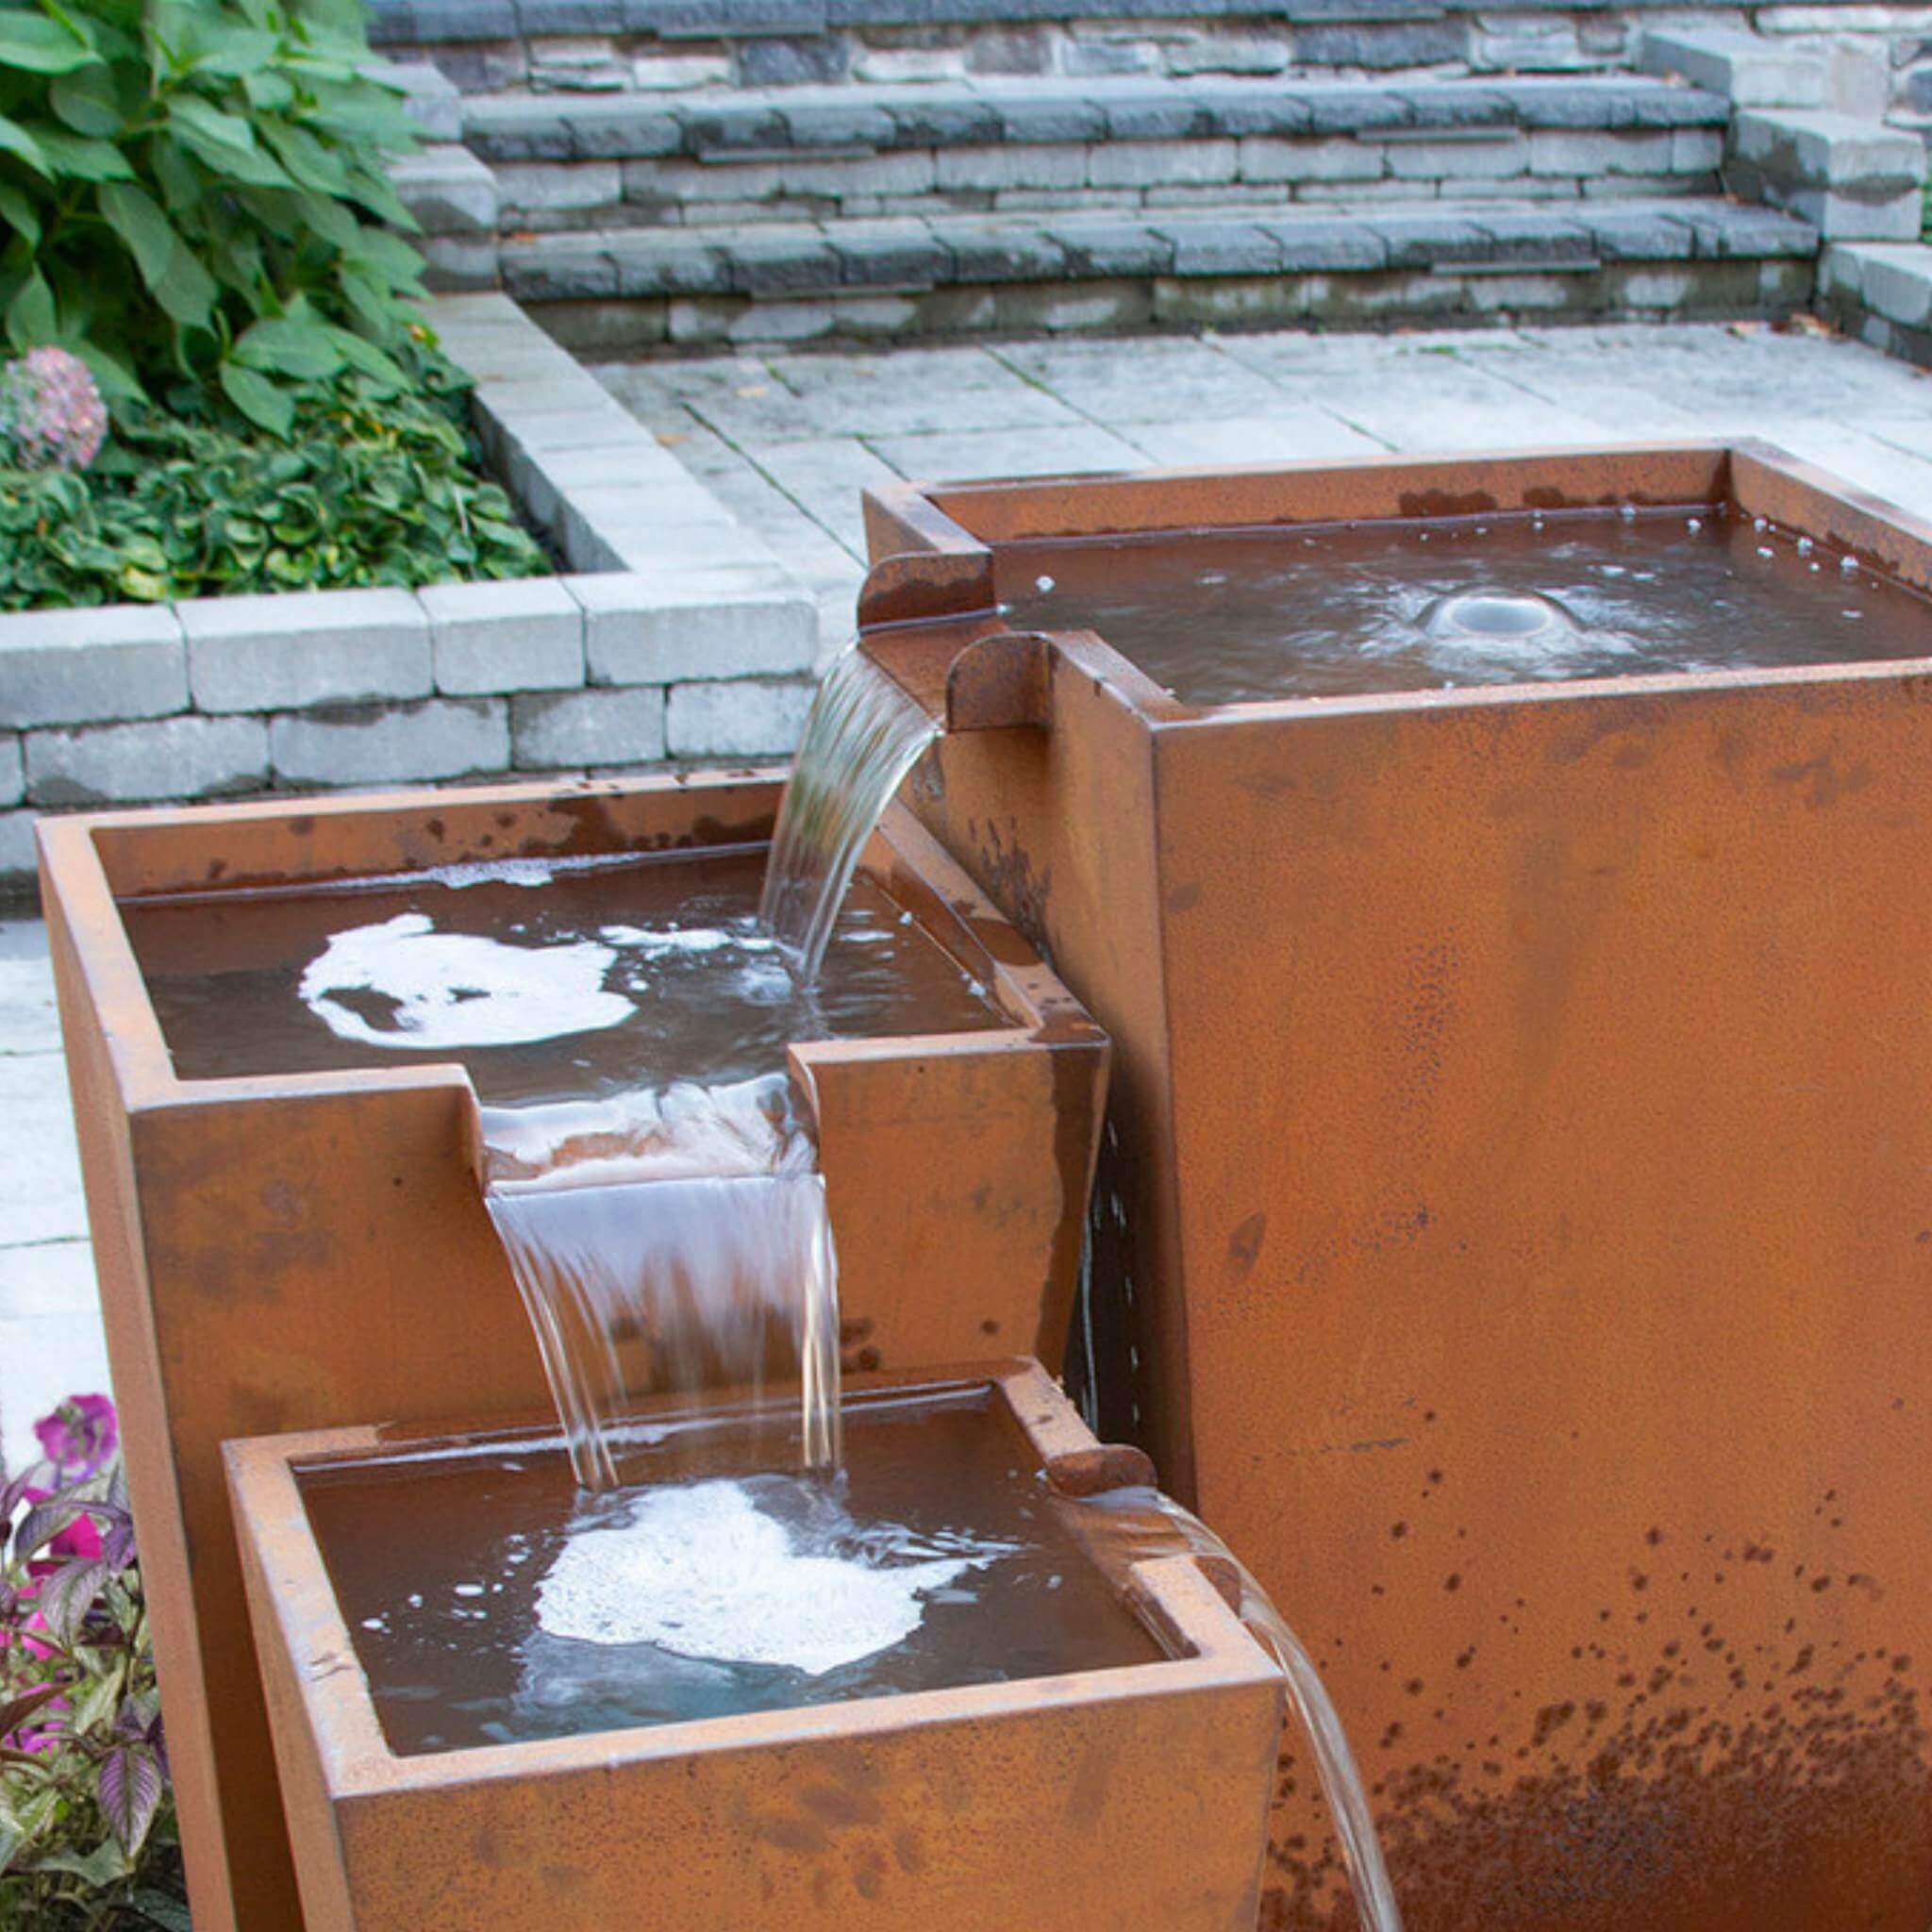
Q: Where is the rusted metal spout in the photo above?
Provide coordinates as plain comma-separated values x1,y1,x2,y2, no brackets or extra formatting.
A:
859,625,1055,735
858,543,1054,734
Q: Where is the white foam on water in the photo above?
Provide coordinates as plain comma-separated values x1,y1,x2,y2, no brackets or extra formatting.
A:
299,912,632,1050
536,1478,1008,1675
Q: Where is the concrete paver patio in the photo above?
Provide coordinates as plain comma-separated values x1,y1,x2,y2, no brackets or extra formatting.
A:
8,317,1932,1470
595,320,1932,660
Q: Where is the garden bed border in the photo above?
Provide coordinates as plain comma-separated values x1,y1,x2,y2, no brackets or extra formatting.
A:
0,291,819,893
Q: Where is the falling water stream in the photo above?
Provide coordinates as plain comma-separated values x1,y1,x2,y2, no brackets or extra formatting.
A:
760,645,940,983
480,1075,841,1489
1077,1486,1407,1932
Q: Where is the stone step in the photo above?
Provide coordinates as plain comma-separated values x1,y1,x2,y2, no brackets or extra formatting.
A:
468,74,1729,235
468,71,1726,162
365,0,1753,96
1821,240,1932,363
500,194,1819,350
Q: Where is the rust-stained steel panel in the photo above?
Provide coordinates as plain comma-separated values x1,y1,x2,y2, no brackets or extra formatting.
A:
39,774,1108,1932
225,1361,1284,1932
860,444,1932,1932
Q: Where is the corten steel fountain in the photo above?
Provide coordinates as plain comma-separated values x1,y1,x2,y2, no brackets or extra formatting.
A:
37,772,1108,1932
858,441,1932,1932
223,1360,1285,1932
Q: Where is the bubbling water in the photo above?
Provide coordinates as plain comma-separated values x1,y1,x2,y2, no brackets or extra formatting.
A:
761,646,939,986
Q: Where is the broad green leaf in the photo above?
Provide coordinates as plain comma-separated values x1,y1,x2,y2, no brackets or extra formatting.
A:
260,117,351,194
50,63,122,137
31,126,133,179
290,186,358,250
235,314,342,379
0,1813,23,1875
3,265,50,346
132,1889,195,1932
35,1835,136,1885
0,177,39,243
172,123,291,187
180,28,278,78
166,93,258,155
219,359,292,437
343,225,424,285
241,65,293,111
325,325,408,390
97,180,215,328
0,8,97,74
73,341,142,404
0,109,47,175
342,165,415,233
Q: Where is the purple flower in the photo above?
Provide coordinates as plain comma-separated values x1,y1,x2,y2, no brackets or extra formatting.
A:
33,1392,118,1483
0,347,108,473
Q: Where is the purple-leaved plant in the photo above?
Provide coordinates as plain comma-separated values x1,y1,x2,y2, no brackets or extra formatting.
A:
1,1394,187,1929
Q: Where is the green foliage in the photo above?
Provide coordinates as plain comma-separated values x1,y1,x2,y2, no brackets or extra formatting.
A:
0,0,426,435
0,341,549,608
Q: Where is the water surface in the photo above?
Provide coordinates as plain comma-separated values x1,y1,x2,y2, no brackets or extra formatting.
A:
1002,507,1932,707
304,1384,1165,1757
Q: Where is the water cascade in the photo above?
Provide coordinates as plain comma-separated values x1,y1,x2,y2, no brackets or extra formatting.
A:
480,1075,841,1490
761,645,939,984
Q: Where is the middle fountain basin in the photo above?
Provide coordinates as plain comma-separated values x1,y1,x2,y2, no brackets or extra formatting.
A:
38,770,1108,1932
225,1359,1284,1932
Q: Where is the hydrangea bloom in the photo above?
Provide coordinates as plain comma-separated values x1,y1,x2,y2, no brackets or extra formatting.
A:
0,346,108,472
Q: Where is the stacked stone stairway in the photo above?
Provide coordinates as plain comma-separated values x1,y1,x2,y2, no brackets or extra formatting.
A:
400,70,1819,345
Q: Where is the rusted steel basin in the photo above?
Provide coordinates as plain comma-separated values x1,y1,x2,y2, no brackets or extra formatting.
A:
39,774,1108,1932
224,1358,1282,1932
859,443,1932,1932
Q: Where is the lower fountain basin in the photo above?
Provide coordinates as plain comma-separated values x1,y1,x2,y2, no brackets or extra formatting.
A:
40,772,1108,1932
225,1361,1282,1932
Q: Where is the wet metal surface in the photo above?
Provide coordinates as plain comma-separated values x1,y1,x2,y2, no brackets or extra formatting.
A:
861,443,1932,1932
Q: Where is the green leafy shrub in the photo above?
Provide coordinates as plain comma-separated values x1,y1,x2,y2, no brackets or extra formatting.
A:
0,0,428,433
1,1394,187,1931
0,340,550,608
0,1,552,609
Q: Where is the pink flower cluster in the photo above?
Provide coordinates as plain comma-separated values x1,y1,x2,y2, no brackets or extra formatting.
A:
0,346,108,473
